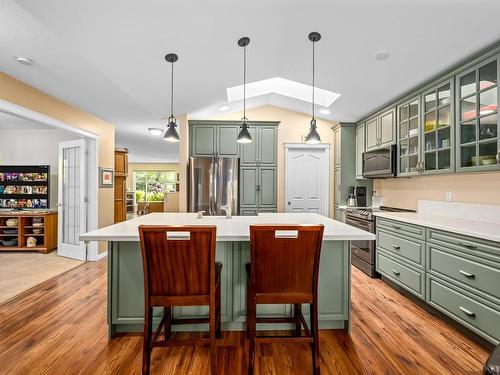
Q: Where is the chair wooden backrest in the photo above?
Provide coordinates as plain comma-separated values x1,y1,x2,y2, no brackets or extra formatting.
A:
138,225,217,303
249,224,324,298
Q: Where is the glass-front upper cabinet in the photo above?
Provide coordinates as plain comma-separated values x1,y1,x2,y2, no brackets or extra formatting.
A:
397,97,420,176
456,55,500,172
421,79,454,174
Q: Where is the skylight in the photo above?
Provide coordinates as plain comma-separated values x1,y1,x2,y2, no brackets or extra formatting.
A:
226,77,340,107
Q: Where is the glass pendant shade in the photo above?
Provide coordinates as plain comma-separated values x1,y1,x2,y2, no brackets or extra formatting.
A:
163,117,180,143
237,122,252,143
305,119,321,144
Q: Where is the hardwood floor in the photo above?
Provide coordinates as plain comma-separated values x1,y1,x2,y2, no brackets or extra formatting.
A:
0,259,490,374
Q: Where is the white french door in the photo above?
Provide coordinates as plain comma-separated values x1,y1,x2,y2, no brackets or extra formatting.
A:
57,139,87,260
284,144,329,216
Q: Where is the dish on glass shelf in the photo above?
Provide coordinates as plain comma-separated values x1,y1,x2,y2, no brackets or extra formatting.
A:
481,158,497,165
32,222,44,228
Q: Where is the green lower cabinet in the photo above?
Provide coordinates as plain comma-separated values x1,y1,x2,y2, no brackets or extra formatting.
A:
376,217,500,344
109,240,350,336
377,229,425,268
376,251,425,299
426,275,500,345
241,207,258,216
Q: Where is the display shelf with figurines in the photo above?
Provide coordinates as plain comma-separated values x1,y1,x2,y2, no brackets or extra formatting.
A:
0,165,50,210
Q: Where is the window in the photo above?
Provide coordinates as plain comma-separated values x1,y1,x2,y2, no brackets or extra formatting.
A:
133,171,177,202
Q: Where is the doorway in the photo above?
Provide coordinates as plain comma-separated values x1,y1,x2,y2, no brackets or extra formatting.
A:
0,100,99,260
284,144,329,216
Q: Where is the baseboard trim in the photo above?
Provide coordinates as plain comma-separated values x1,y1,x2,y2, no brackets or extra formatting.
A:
93,251,108,261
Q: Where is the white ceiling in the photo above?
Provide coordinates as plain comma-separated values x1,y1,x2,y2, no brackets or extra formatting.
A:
1,0,500,162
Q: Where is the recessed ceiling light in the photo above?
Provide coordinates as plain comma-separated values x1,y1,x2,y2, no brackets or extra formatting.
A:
14,56,33,65
319,109,330,115
148,128,163,136
374,51,390,61
219,105,229,111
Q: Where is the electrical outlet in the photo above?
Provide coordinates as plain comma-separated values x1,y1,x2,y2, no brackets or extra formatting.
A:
445,192,453,202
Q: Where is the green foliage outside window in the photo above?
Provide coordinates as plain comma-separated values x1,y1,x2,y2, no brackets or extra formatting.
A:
133,171,177,202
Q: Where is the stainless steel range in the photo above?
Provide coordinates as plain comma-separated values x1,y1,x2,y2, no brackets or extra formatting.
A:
345,206,415,277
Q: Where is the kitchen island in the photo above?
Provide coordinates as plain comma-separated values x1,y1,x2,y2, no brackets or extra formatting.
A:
80,213,375,338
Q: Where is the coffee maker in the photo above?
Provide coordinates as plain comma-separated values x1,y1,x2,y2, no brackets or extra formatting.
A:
348,186,367,207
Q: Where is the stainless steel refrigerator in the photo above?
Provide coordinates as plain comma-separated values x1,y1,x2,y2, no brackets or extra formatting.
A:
188,156,239,216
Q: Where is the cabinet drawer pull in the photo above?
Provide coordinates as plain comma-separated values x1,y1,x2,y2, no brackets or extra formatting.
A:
391,269,400,276
459,306,476,318
458,269,475,279
392,225,401,230
392,244,400,250
458,242,477,250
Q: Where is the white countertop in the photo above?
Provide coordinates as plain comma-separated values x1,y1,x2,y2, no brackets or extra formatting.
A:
374,211,500,243
80,212,375,242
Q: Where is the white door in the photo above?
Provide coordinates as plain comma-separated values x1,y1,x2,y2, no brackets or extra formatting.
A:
285,144,329,216
57,139,87,260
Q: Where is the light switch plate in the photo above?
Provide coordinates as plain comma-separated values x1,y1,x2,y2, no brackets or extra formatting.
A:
445,192,453,202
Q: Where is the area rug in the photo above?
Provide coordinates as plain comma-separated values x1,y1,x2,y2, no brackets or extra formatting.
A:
0,251,84,304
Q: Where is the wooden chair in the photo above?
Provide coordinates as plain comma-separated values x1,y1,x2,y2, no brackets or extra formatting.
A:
139,225,222,375
247,224,324,375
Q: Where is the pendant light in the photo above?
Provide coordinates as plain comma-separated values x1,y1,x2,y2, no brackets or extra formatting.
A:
305,32,321,144
163,53,180,143
237,37,252,144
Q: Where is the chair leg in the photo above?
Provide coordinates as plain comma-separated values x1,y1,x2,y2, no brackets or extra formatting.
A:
142,307,153,375
164,306,172,339
216,281,222,339
310,302,320,375
209,303,217,375
294,304,302,337
248,285,256,375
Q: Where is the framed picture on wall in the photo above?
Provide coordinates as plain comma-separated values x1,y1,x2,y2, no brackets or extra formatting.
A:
99,167,114,188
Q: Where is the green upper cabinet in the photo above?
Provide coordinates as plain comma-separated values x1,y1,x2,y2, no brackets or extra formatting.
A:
456,55,500,172
239,127,258,165
217,125,240,156
379,108,396,148
333,127,341,168
421,79,455,174
365,108,396,152
191,124,217,156
397,97,421,176
258,126,277,166
365,117,378,151
240,124,277,167
356,123,365,179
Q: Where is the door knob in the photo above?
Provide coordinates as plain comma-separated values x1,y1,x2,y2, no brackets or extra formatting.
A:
288,202,291,206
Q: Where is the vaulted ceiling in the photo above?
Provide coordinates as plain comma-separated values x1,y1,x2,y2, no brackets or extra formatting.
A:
1,0,500,162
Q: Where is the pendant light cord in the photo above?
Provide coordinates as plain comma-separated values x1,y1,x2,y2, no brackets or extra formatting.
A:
170,61,174,119
243,44,247,121
312,40,315,121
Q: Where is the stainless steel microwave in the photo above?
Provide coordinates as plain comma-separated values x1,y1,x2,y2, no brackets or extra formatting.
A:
362,145,397,178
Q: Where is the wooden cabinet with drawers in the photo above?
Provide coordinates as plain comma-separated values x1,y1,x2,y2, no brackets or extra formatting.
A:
114,148,128,223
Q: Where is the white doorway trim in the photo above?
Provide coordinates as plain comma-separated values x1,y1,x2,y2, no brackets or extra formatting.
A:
284,143,330,216
0,99,101,261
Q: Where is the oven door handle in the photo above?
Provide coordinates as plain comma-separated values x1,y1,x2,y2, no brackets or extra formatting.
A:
346,217,374,232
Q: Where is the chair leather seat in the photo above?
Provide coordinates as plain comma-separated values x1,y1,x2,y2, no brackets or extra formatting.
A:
484,345,500,375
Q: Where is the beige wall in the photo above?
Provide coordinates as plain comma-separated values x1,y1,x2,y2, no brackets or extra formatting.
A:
374,172,500,210
209,105,337,216
0,72,115,252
